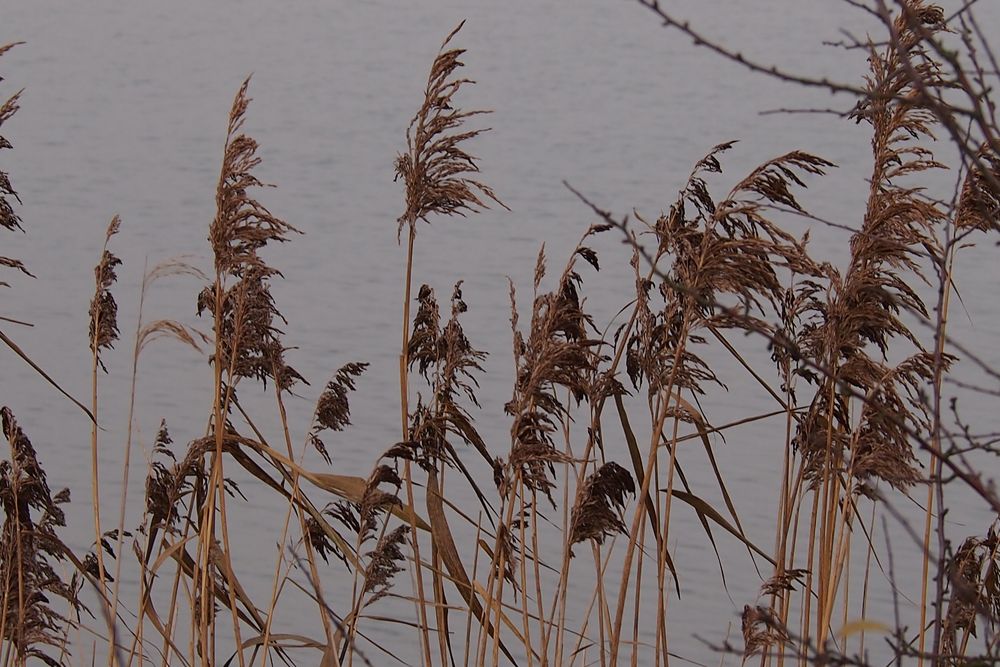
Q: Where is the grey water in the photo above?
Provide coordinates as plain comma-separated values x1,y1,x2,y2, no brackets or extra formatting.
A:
3,1,999,664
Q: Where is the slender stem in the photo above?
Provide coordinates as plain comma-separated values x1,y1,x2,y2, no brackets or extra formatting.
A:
655,396,684,667
398,222,433,667
921,241,958,662
90,260,110,633
858,499,877,657
517,488,533,667
110,263,151,663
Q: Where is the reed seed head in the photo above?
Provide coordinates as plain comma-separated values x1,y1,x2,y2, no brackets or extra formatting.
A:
0,407,80,666
89,216,122,369
361,525,410,607
395,22,505,238
310,362,369,464
569,462,635,554
0,43,33,285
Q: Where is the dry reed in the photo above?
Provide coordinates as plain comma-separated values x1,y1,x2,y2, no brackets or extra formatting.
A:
2,4,1000,666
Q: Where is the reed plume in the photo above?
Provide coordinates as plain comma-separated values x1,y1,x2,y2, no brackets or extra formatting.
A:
355,463,404,545
394,22,504,238
360,525,410,608
480,236,611,666
626,144,831,395
309,362,369,464
143,420,204,538
394,21,504,465
940,525,1000,660
0,42,32,284
955,143,1000,234
503,246,602,504
89,217,121,367
568,461,635,553
0,407,81,666
405,282,491,475
201,76,302,393
192,75,307,664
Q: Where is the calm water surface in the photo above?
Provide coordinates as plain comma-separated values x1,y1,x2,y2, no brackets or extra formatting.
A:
4,1,999,664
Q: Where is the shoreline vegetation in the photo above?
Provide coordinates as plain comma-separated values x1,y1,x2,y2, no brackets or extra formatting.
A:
3,2,1000,665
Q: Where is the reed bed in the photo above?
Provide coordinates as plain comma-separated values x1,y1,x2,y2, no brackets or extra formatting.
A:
2,2,1000,665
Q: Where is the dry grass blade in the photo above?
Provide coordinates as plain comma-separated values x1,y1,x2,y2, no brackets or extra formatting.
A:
242,436,432,531
308,472,431,533
167,544,265,633
222,443,361,569
0,328,96,423
663,489,775,565
613,392,680,594
665,394,746,530
425,471,519,664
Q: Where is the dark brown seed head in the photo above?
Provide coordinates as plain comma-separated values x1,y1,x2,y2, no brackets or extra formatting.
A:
361,525,410,606
568,462,635,553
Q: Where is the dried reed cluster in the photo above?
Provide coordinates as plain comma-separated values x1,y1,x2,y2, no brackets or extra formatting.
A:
2,3,1000,666
0,43,30,284
0,408,80,667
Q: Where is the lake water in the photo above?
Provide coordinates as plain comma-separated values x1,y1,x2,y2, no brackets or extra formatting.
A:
3,1,1000,664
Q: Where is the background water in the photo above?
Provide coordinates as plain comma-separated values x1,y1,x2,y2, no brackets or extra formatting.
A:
3,1,999,664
